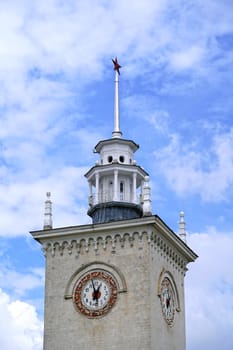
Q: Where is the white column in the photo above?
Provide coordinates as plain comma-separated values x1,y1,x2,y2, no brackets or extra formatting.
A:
43,192,53,230
88,181,93,206
133,173,137,203
95,173,99,204
113,169,118,201
140,179,144,203
142,176,152,216
179,211,187,243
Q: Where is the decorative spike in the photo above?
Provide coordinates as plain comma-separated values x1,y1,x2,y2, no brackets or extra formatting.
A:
179,211,187,243
142,176,152,216
43,192,53,230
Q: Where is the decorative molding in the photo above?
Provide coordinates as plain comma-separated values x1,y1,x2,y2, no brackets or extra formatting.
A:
41,228,188,273
152,233,188,274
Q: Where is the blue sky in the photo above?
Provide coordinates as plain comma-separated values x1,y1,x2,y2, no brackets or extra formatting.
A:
0,0,233,349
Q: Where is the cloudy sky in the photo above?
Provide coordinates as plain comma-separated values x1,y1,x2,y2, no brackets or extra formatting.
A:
0,0,233,349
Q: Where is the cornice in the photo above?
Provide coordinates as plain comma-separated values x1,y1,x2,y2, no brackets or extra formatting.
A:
31,216,197,269
153,216,198,262
84,162,149,178
94,138,139,153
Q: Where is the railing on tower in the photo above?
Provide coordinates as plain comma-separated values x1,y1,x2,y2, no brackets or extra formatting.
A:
88,191,141,206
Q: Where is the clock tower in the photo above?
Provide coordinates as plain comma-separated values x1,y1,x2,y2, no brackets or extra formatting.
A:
31,59,197,350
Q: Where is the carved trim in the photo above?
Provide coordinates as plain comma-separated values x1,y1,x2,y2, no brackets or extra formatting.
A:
152,232,187,273
42,231,151,257
41,229,188,273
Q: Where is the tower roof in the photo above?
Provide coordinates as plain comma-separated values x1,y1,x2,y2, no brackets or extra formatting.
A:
94,138,139,154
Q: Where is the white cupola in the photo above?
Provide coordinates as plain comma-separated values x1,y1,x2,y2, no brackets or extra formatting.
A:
85,58,152,223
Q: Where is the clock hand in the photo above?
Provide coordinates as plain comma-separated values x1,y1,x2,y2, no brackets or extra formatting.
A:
91,280,100,303
92,282,102,306
91,279,96,292
91,279,99,305
97,282,102,292
166,296,170,309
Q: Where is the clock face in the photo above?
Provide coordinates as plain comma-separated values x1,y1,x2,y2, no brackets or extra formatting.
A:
73,270,118,318
160,277,175,326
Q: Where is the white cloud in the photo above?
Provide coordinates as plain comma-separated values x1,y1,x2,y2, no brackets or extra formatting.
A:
0,0,232,176
1,0,231,88
170,46,205,70
154,128,233,201
0,266,44,298
0,165,90,237
0,0,167,80
0,289,43,350
186,229,233,350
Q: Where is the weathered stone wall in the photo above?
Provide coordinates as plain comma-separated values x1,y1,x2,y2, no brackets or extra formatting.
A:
37,217,193,350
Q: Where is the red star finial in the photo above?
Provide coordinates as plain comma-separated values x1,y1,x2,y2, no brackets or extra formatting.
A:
112,57,121,75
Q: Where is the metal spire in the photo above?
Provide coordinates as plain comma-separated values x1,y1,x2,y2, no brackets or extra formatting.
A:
112,57,122,138
179,211,187,243
43,192,53,230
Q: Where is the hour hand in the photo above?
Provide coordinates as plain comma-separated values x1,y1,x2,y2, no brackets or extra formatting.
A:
97,282,102,292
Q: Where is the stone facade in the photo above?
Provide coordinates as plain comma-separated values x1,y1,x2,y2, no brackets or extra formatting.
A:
31,215,197,350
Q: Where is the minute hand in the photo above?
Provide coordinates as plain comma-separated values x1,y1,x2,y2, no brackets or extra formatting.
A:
91,279,96,292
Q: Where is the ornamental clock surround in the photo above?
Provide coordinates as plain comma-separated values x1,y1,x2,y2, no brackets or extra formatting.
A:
73,269,118,318
160,277,176,326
